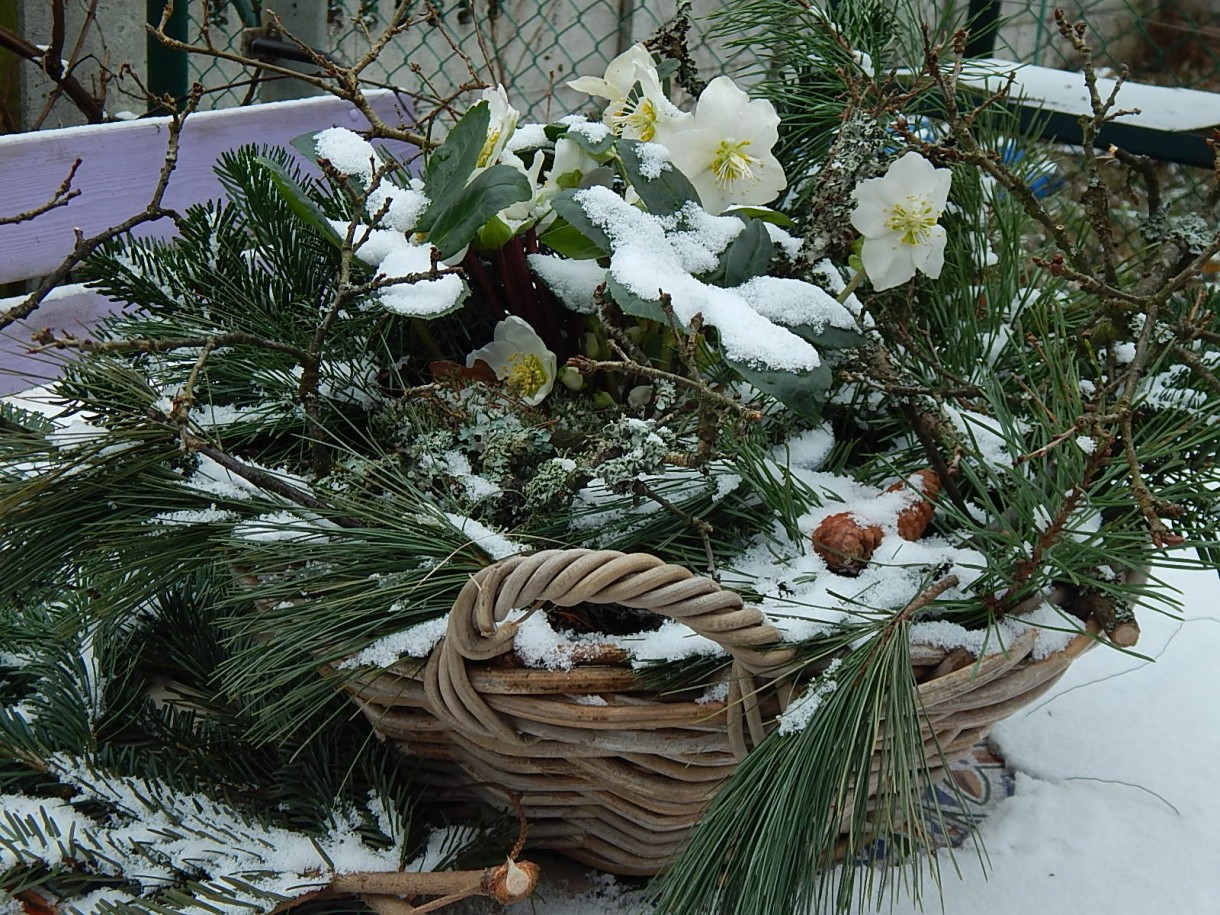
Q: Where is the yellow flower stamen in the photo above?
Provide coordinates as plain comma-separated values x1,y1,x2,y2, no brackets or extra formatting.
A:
504,352,547,397
609,96,658,141
884,195,940,246
710,139,762,190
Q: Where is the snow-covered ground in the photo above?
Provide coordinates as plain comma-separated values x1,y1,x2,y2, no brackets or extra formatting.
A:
509,561,1220,914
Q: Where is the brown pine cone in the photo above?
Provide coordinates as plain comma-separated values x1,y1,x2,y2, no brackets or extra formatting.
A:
887,469,941,542
811,512,885,574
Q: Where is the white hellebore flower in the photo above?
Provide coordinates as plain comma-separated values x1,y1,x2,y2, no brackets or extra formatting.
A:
659,76,786,215
477,85,520,168
567,43,689,141
850,151,952,291
466,316,557,406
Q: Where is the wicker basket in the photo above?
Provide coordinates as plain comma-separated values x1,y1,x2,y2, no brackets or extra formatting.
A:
341,549,1097,876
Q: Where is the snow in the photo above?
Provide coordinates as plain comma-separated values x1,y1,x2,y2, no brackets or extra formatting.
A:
571,186,827,372
960,57,1220,133
776,659,841,735
340,223,469,317
338,613,449,668
366,181,430,233
634,141,673,179
441,511,526,560
314,127,378,183
528,252,605,312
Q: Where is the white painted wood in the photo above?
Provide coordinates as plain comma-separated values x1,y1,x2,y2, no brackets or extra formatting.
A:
0,89,415,285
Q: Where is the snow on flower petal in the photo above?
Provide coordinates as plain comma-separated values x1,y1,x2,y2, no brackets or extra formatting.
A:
850,151,952,290
659,77,787,215
466,316,558,405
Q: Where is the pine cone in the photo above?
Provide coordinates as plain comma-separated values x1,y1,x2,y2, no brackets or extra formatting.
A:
887,469,941,542
811,512,884,574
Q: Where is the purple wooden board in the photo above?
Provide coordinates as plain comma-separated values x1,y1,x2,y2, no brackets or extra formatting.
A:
0,89,416,285
1,90,417,395
0,287,118,396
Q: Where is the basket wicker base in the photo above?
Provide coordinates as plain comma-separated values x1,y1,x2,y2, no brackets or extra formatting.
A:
342,550,1097,876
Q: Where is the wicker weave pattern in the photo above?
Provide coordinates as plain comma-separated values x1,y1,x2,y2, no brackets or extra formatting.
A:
345,549,1096,875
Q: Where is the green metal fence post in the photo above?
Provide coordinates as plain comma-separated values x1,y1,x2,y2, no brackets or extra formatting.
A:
147,0,188,113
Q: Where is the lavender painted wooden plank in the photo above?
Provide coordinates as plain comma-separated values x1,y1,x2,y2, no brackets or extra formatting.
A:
0,286,120,396
0,89,416,285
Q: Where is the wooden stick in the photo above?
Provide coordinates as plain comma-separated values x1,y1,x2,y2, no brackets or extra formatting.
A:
331,858,540,910
1077,590,1140,647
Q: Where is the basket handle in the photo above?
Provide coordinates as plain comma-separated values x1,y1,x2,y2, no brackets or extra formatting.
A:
423,549,794,753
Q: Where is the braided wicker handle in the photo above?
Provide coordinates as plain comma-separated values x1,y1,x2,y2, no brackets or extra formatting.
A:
423,549,794,752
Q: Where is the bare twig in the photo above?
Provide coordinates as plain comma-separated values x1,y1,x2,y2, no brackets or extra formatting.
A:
566,355,762,422
29,330,310,362
0,159,81,226
633,478,718,577
0,21,105,123
177,431,363,528
146,2,437,148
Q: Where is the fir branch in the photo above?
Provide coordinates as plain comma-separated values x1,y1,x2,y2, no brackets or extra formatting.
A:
176,431,360,527
653,578,958,915
28,330,311,363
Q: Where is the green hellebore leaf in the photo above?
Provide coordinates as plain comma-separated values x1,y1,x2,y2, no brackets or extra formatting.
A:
550,190,614,256
253,155,344,248
425,164,532,260
289,130,321,167
707,219,775,287
790,323,869,352
538,221,608,260
723,205,798,229
561,125,618,158
418,101,491,233
618,139,701,215
476,214,517,251
728,356,833,422
606,275,668,324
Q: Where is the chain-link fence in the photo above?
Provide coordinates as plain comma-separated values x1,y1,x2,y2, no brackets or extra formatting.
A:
186,1,760,120
179,2,1220,113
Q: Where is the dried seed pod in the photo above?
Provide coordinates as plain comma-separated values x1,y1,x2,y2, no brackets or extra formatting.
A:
811,512,885,574
887,469,941,542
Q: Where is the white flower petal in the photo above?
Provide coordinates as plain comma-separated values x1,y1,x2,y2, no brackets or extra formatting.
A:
465,317,557,405
886,151,937,187
913,225,948,278
861,236,916,291
566,76,619,100
603,44,660,94
851,152,952,287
